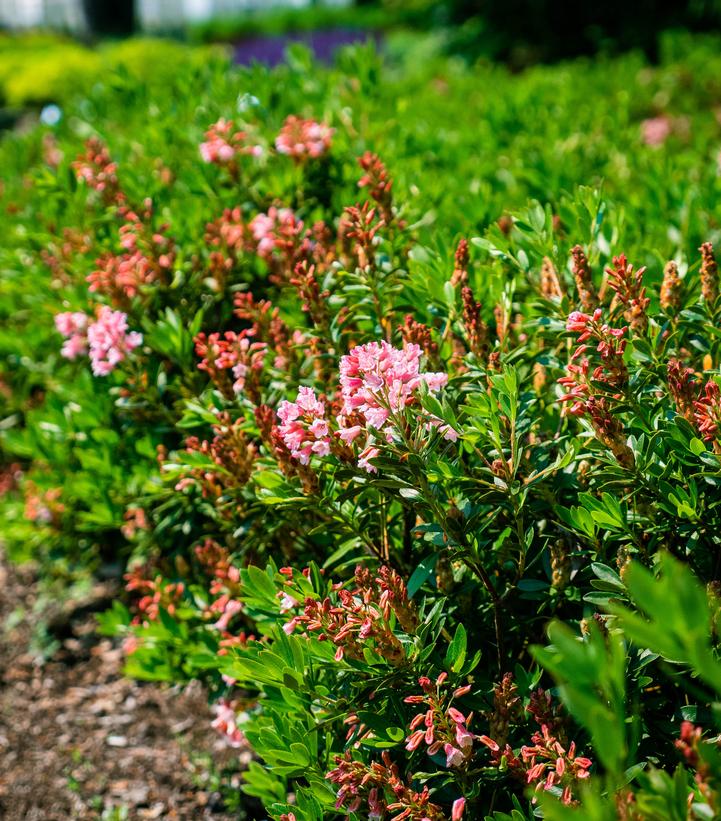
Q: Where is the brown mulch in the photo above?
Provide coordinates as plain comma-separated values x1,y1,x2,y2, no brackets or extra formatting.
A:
0,553,248,820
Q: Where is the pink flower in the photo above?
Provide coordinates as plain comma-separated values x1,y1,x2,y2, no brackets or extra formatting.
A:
250,207,304,260
275,115,334,161
211,699,246,748
277,386,331,464
641,116,672,147
86,306,142,376
200,118,262,165
338,341,452,470
55,311,88,337
444,743,465,768
452,797,466,821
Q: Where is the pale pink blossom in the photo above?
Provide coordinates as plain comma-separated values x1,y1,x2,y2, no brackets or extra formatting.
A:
277,386,331,464
211,700,246,748
86,306,143,376
641,116,672,146
338,341,454,470
275,116,334,161
200,118,262,165
452,797,466,820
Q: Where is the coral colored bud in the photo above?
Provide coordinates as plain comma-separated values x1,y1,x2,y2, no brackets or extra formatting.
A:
452,797,466,821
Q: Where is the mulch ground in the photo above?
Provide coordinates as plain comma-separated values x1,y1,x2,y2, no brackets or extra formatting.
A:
0,552,248,820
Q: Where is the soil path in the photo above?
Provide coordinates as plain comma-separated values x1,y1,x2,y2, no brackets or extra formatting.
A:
0,553,243,820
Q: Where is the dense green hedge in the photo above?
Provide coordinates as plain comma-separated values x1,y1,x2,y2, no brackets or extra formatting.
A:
3,31,721,819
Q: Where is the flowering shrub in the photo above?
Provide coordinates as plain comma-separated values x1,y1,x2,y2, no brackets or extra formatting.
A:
3,33,721,821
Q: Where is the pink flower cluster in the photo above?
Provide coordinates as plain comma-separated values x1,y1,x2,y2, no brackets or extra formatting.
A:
71,137,124,204
404,673,475,769
55,311,89,359
87,306,143,376
559,309,628,415
641,116,672,147
200,118,262,165
281,564,415,665
195,330,267,402
695,380,721,444
273,342,455,473
250,207,301,257
326,751,455,820
88,209,175,302
56,307,142,375
277,387,331,464
338,341,456,471
480,725,592,805
340,341,450,431
211,699,246,748
275,115,334,161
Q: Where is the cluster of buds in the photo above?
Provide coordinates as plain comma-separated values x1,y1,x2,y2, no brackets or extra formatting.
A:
559,308,628,400
121,506,148,540
178,413,258,498
234,292,300,372
326,751,463,820
205,207,251,291
275,115,333,161
0,462,23,497
88,207,175,303
450,239,469,287
72,137,124,205
570,245,598,312
210,699,246,748
404,673,475,769
660,260,682,312
540,257,564,301
675,721,719,806
55,307,143,376
461,286,488,359
358,151,394,225
41,228,92,284
700,242,719,305
550,539,572,590
290,261,330,328
694,381,721,451
607,253,649,335
23,482,64,527
558,309,633,466
199,118,262,168
249,207,330,285
341,202,384,271
193,540,248,638
282,564,416,665
519,724,592,804
399,315,438,364
195,330,267,403
124,565,185,625
667,358,698,424
488,673,523,746
480,713,590,805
